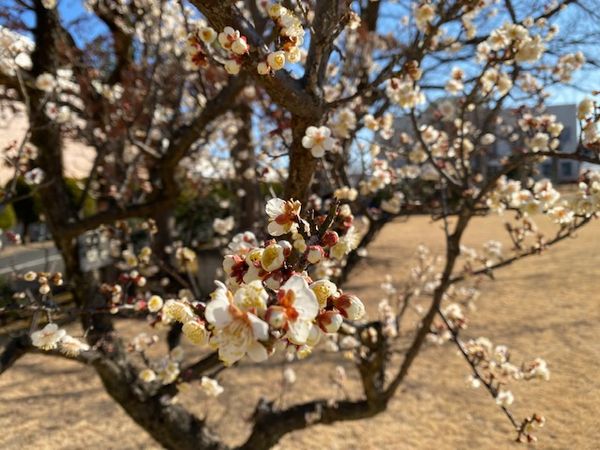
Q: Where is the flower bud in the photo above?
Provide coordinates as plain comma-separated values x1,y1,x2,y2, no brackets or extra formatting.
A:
322,230,339,247
318,311,343,333
293,237,307,253
39,284,50,295
231,37,249,55
266,305,287,329
333,294,365,320
278,239,293,256
306,245,324,264
224,59,241,75
257,61,270,75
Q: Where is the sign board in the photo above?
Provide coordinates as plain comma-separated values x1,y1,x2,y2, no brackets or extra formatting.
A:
78,230,112,272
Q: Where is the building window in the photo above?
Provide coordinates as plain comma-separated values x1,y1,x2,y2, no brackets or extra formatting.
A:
541,163,552,177
559,126,571,146
561,162,573,177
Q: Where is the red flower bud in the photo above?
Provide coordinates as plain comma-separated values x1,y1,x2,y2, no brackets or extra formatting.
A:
322,230,339,247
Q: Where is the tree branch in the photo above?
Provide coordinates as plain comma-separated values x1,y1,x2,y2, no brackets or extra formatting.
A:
189,0,323,118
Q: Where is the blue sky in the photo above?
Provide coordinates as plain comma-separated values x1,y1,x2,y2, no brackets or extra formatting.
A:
14,0,599,108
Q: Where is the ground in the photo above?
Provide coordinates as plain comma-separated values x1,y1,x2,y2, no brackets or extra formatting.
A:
1,214,599,450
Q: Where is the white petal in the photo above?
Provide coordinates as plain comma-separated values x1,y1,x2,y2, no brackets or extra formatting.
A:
218,342,246,366
205,291,232,327
283,275,319,319
247,313,269,341
266,198,285,218
306,126,318,136
247,341,269,362
287,319,312,345
311,146,325,158
301,136,314,148
267,221,286,236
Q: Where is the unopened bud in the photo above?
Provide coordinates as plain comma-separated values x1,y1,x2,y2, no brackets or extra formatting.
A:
266,305,287,329
318,311,343,333
307,245,324,264
322,231,339,247
333,294,365,320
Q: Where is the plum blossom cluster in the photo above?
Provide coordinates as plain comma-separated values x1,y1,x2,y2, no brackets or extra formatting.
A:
478,21,551,64
386,75,425,109
20,270,63,295
485,174,600,225
30,323,90,356
517,113,564,153
577,96,600,149
0,27,34,76
136,199,365,367
36,69,87,130
256,4,305,75
0,137,44,187
186,24,249,75
462,337,550,405
138,348,184,385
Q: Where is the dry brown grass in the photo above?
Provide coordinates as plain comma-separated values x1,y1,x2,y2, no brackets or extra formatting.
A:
1,215,599,450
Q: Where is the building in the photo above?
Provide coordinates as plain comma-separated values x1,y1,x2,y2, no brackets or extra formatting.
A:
490,104,580,184
384,102,581,185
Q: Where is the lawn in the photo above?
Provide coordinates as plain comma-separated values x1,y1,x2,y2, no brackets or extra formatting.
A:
1,214,599,449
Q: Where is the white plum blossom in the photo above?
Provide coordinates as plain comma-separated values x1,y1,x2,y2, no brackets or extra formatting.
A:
265,198,301,236
31,323,66,350
58,335,90,357
147,295,164,313
213,216,235,235
205,282,269,366
277,275,319,345
496,389,514,407
139,369,157,383
182,321,210,346
200,376,224,396
301,126,335,158
261,242,286,272
578,98,595,120
267,51,286,71
198,26,217,44
224,59,241,75
35,73,56,92
163,300,195,323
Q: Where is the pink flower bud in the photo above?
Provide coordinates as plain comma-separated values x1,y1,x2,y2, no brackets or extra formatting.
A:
333,294,365,320
318,311,343,333
278,240,293,256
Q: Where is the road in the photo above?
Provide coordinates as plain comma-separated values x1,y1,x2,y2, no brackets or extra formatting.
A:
0,241,63,278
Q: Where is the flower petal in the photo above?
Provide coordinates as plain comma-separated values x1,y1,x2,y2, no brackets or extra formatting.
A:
287,319,312,345
282,275,319,319
247,313,269,341
266,198,286,218
205,289,232,328
247,341,269,362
